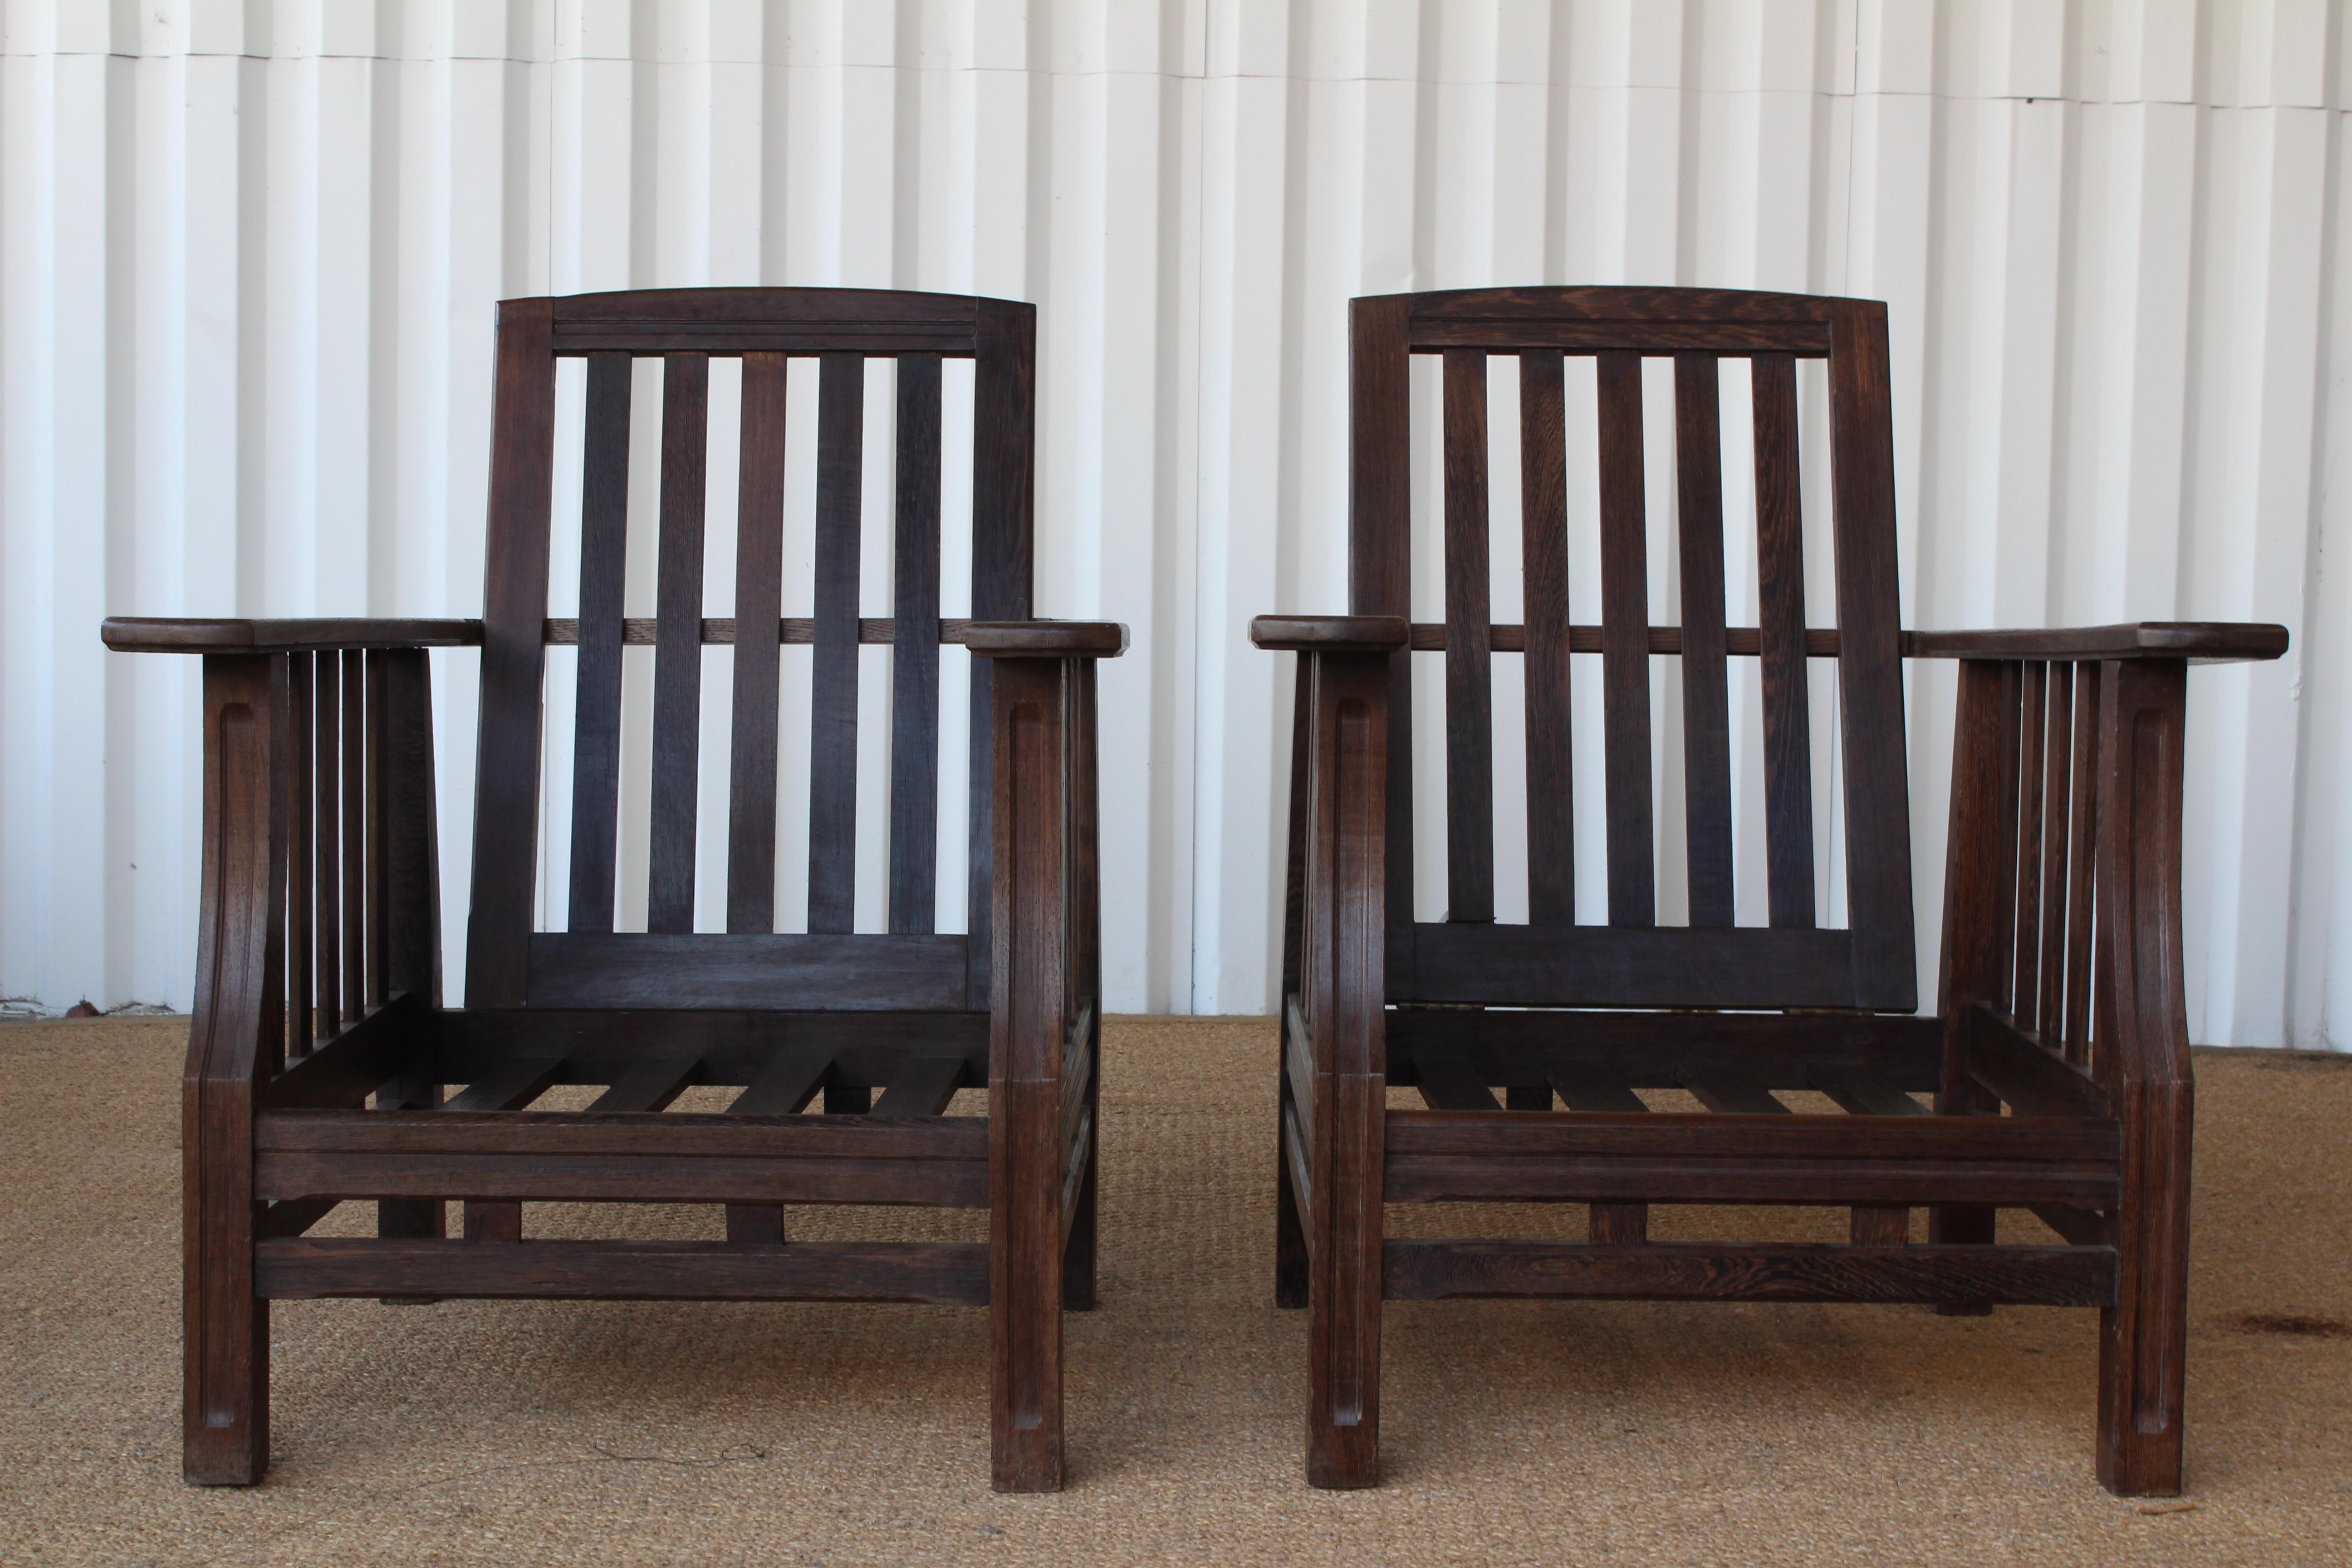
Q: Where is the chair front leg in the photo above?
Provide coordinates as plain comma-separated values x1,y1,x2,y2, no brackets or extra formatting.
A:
2093,659,2195,1497
986,655,1074,1493
1298,650,1391,1490
184,655,289,1484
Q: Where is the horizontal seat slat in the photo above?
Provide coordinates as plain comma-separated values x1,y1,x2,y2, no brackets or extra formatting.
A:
442,1057,563,1113
727,1044,834,1115
873,1054,967,1117
257,1238,989,1305
1382,1240,2115,1307
526,932,968,1010
1405,923,1860,1009
263,993,424,1110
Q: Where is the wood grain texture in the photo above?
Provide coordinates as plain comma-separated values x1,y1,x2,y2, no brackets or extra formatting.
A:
965,299,1039,1010
1518,349,1574,925
1299,651,1391,1490
258,1239,989,1305
1383,1241,2113,1307
1595,350,1655,926
987,656,1069,1492
808,352,864,935
465,298,558,1007
524,932,968,1011
2093,658,2195,1496
726,351,789,935
102,617,484,653
1441,348,1494,924
1673,352,1734,927
182,655,285,1484
646,353,711,934
567,352,632,933
1826,304,1916,1008
891,352,945,934
1750,351,1816,929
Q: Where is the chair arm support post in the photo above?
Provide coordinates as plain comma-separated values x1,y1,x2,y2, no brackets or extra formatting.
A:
1289,647,1391,1488
181,655,289,1483
2092,659,2195,1493
984,654,1107,1492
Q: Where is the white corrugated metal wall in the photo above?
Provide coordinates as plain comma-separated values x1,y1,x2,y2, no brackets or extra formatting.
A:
1,0,2343,1047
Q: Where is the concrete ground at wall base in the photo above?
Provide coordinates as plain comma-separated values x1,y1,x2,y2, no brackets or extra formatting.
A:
0,1015,2346,1567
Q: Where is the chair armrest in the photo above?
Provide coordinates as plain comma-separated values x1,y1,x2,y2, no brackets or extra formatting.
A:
1907,622,2287,662
962,620,1127,657
102,617,486,654
1250,615,1410,653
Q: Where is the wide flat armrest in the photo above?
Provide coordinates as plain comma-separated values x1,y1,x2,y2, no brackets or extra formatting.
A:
1908,622,2288,662
1250,615,1411,652
961,619,1127,657
102,617,486,654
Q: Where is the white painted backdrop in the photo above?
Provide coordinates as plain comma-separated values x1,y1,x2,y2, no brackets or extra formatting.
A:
1,0,2343,1047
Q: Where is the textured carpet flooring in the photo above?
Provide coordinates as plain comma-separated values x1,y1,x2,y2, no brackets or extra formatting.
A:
1,1015,2347,1566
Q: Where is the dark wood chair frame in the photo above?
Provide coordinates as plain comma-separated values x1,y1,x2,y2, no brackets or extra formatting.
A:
1251,285,2288,1496
104,287,1122,1494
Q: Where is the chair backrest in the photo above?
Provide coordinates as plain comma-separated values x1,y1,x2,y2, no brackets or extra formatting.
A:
1351,286,1914,1012
464,288,1034,1012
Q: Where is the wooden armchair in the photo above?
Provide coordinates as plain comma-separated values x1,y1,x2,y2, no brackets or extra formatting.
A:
1251,286,2286,1496
103,287,1119,1493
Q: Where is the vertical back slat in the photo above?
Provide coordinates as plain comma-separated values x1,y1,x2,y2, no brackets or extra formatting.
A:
1441,349,1494,923
726,351,789,933
341,652,367,1023
466,298,559,1006
646,353,711,934
891,352,945,934
808,352,865,935
566,351,632,932
1594,349,1654,926
2063,663,2099,1062
314,663,341,1041
2013,662,2047,1017
2037,663,2073,1038
1518,349,1573,926
1750,352,1815,928
364,651,389,1009
1672,352,1734,927
967,301,1037,1003
1825,304,1917,1007
288,655,314,1055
